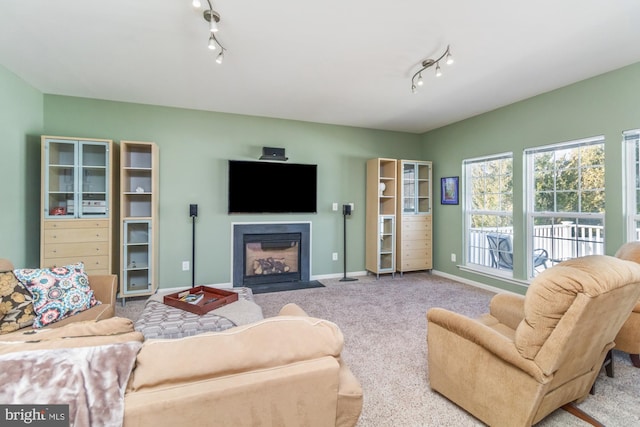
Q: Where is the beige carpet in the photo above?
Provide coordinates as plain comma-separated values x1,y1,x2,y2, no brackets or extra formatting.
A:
116,273,640,426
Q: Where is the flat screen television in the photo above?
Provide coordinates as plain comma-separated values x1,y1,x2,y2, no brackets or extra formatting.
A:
228,160,317,214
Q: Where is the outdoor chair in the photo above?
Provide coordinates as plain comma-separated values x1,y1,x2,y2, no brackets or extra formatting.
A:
486,233,548,271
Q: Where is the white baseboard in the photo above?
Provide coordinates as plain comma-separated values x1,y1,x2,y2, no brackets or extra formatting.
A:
311,270,368,281
152,269,520,296
431,269,522,296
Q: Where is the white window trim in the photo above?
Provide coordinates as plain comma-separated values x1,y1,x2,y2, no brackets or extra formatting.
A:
462,152,513,275
524,135,605,278
624,129,640,241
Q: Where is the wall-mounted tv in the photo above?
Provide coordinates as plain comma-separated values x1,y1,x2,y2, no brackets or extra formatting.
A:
228,160,318,214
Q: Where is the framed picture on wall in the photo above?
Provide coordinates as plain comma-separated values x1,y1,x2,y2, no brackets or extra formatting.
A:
441,176,459,205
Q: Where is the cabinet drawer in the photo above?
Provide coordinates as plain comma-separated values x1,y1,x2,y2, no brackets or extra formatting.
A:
401,220,429,231
42,255,110,273
43,242,109,258
44,220,108,230
399,259,432,271
400,239,428,250
400,249,431,261
401,215,429,222
44,228,109,243
401,229,431,240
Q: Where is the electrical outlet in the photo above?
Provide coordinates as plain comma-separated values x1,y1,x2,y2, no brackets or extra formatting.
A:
182,261,190,271
332,252,338,261
451,253,457,262
332,202,338,211
348,202,354,211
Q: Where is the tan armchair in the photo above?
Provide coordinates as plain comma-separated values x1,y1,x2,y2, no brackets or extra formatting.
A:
427,255,640,426
613,242,640,367
0,258,117,335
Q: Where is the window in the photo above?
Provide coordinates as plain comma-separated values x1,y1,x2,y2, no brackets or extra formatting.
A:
525,136,605,277
624,129,640,241
463,153,514,274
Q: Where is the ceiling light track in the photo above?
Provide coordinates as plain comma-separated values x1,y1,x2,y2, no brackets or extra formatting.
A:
192,0,227,64
411,45,454,93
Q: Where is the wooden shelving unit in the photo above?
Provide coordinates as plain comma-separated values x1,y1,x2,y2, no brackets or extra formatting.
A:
365,158,397,278
396,160,433,273
119,140,159,301
40,136,114,275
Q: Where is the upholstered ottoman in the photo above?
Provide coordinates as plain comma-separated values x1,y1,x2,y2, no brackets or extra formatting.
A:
134,287,263,339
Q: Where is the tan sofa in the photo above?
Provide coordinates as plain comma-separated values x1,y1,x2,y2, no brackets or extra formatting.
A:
427,255,640,426
0,303,363,427
0,258,117,337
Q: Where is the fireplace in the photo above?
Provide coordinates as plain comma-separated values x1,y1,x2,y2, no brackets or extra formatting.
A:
244,233,300,286
232,222,311,289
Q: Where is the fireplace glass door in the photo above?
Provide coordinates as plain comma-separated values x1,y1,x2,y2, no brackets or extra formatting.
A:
243,233,301,285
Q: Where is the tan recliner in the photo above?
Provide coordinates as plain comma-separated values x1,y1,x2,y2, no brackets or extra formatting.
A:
427,255,640,426
613,242,640,367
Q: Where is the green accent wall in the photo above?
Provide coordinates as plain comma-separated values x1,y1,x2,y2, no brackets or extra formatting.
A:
423,61,640,292
0,66,43,266
41,96,422,287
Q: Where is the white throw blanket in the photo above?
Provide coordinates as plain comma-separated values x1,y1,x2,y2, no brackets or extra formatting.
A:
0,341,142,427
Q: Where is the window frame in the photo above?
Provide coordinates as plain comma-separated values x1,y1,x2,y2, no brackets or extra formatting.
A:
524,135,605,278
462,152,514,276
624,129,640,241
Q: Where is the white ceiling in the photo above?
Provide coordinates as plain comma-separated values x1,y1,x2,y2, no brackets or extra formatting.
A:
1,1,639,134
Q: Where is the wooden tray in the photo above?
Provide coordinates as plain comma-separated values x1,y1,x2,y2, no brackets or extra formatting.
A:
163,286,239,315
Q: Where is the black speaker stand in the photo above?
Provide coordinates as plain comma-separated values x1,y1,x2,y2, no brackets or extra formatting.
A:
190,204,198,288
340,204,358,282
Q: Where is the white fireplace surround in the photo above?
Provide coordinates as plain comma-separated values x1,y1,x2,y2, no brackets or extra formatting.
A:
231,221,312,287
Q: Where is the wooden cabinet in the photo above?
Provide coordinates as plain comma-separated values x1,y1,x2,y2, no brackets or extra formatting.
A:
365,158,397,277
396,160,432,273
42,220,111,274
40,136,114,275
120,141,158,300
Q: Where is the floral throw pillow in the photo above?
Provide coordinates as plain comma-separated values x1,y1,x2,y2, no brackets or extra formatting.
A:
13,262,100,329
0,271,36,334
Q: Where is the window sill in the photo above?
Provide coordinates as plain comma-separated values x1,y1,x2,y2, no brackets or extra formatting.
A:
457,264,531,288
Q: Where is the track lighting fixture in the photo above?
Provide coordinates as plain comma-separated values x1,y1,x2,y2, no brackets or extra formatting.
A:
209,15,219,33
192,0,227,62
411,45,454,93
208,34,217,50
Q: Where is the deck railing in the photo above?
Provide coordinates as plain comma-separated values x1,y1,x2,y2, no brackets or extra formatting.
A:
468,222,605,269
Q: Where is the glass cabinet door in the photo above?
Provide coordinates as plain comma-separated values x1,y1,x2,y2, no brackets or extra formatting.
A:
402,163,416,213
44,139,109,219
379,216,395,271
401,161,432,215
44,140,77,218
416,163,431,214
123,220,152,295
79,141,109,218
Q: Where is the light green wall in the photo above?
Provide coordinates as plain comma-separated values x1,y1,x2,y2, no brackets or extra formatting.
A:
0,66,43,266
423,62,640,293
5,61,639,293
42,96,422,287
